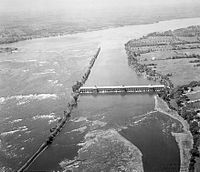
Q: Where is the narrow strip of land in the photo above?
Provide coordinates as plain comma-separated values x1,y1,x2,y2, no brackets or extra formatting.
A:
155,95,193,172
17,48,101,172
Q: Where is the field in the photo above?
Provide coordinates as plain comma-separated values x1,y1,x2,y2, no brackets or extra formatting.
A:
127,26,200,87
152,58,200,86
126,26,200,172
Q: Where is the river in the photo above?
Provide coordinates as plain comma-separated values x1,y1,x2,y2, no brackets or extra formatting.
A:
0,17,200,171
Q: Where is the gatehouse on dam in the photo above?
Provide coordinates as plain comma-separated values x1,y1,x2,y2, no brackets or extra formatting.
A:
79,85,165,94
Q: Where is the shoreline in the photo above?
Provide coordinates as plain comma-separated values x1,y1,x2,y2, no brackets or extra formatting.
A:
154,95,193,172
154,95,190,132
62,129,144,172
124,27,200,171
1,16,200,46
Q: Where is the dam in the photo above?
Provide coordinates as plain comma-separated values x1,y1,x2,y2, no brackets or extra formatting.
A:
79,85,165,94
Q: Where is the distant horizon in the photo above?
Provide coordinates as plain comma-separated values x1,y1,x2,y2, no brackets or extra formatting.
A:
0,0,200,14
0,0,200,45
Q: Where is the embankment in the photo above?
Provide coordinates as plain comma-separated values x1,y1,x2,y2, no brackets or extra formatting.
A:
17,47,101,172
155,95,193,172
125,42,196,172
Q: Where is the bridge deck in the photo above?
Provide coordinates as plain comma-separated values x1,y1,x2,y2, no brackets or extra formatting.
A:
79,85,165,94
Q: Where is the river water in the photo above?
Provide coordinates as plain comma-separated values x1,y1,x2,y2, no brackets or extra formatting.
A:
0,17,200,171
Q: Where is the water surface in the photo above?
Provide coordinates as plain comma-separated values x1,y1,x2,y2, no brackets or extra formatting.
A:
1,17,200,171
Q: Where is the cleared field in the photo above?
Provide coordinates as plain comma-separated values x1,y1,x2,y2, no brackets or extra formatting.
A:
139,51,177,61
139,57,200,87
193,86,200,92
138,48,200,87
155,58,200,86
188,101,200,109
178,36,200,43
187,92,200,101
140,49,200,62
175,48,200,55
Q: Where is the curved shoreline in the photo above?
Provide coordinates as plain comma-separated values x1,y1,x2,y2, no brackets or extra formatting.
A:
61,129,144,172
125,25,200,171
155,95,193,172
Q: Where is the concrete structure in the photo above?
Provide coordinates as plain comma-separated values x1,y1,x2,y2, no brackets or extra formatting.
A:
79,85,165,94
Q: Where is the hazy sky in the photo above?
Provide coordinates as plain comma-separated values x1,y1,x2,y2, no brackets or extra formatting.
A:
1,0,200,13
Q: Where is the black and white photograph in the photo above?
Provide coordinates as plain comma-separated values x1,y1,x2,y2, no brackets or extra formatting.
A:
0,0,200,171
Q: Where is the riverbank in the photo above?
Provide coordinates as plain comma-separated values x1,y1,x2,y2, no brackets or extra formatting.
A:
125,26,200,171
155,95,193,171
126,52,195,171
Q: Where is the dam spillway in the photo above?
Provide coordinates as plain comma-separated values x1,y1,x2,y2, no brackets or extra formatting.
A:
79,85,165,94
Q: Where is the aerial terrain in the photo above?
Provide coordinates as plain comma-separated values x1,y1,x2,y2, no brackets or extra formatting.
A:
126,26,200,172
1,0,200,172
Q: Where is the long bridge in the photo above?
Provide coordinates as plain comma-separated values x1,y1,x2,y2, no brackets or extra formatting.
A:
79,85,165,94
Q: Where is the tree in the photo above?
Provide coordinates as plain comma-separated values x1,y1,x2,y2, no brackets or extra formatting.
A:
190,148,200,157
190,121,199,135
